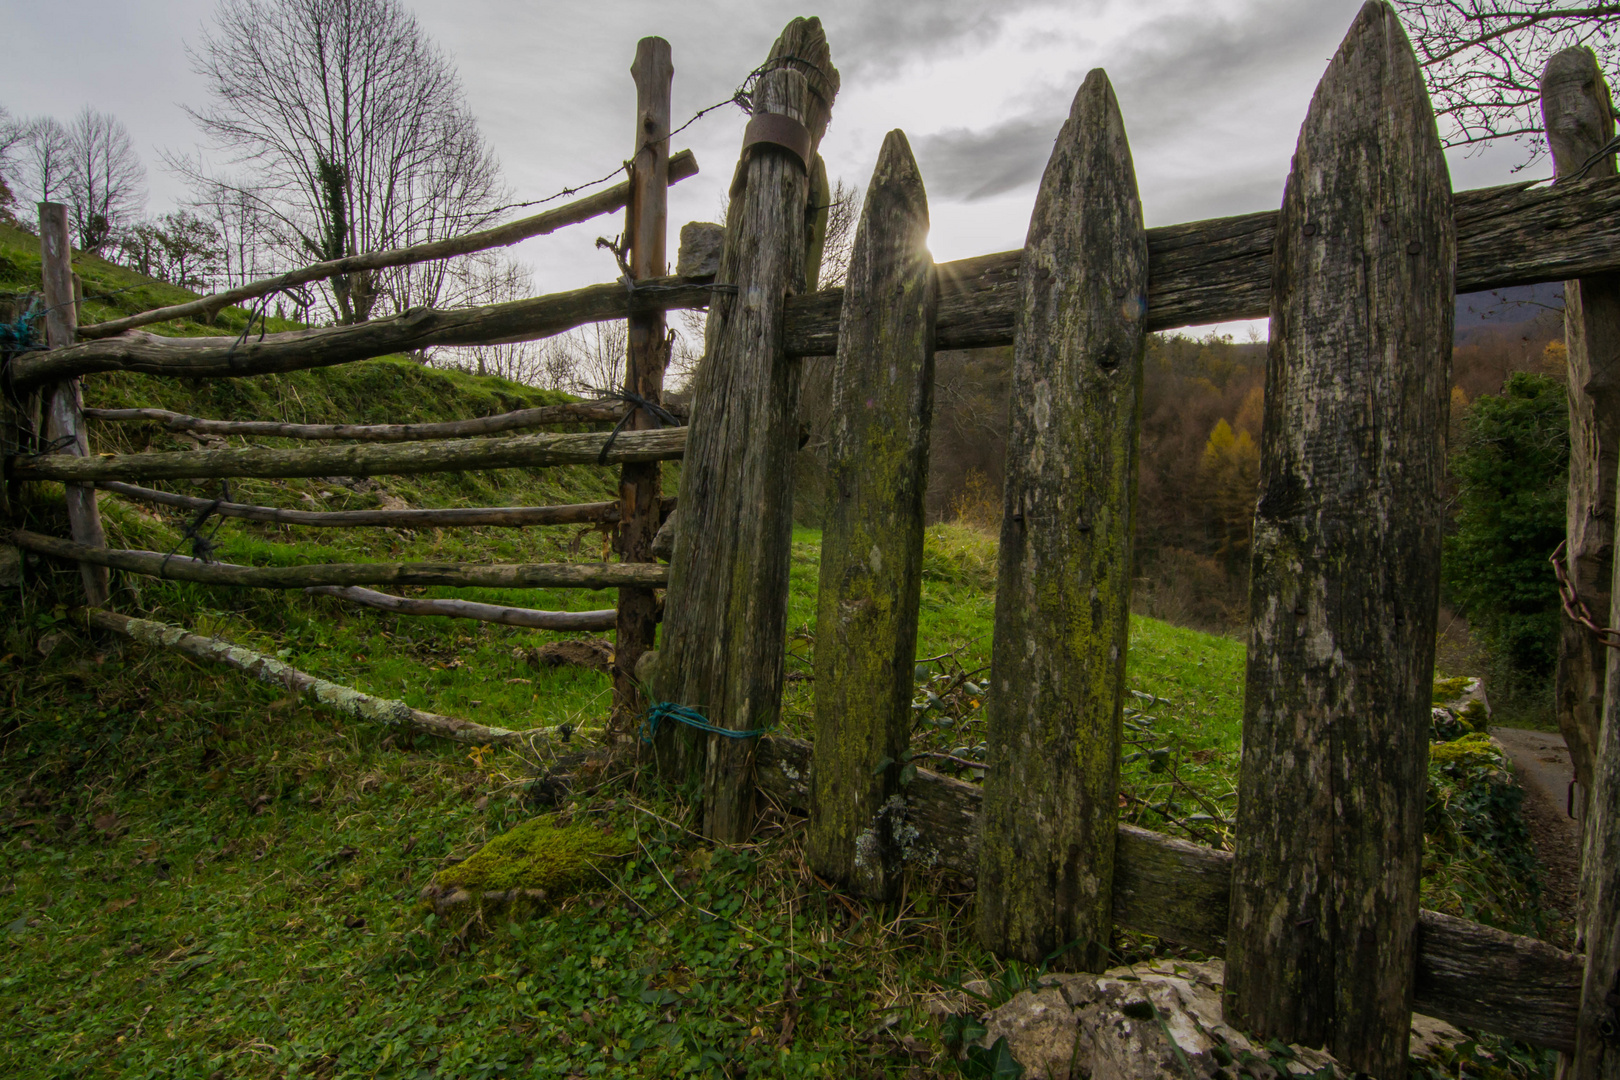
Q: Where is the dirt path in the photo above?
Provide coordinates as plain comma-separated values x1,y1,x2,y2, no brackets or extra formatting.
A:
1490,727,1581,923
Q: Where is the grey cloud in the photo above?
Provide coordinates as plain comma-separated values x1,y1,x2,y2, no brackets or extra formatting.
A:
912,114,1060,200
831,0,1071,80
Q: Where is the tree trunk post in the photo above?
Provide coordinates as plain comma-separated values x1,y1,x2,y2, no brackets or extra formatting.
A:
975,69,1147,972
1222,6,1454,1076
614,37,674,738
1544,46,1620,823
806,131,935,900
1575,562,1620,1075
38,202,109,607
651,18,839,842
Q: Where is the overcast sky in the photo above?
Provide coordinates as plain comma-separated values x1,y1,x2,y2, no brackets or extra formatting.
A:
2,0,1541,339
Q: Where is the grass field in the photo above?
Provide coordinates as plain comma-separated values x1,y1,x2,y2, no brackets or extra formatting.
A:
0,233,1557,1077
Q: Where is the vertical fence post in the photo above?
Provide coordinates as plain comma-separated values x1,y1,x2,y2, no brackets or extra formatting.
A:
1543,46,1620,822
614,37,674,736
1222,5,1453,1076
806,131,935,900
975,69,1146,971
652,18,839,842
38,203,110,607
1579,563,1620,1074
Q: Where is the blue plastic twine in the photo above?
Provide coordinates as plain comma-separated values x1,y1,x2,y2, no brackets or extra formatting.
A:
639,701,770,744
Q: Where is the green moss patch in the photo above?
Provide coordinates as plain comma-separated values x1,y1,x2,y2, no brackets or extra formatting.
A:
1432,675,1472,703
433,815,632,895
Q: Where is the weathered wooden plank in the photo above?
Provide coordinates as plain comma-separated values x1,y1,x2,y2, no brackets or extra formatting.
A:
82,400,639,441
96,482,649,529
614,37,676,734
38,203,110,606
976,69,1147,974
1544,47,1620,814
752,733,1583,1051
75,150,700,339
652,17,839,843
6,529,666,590
807,130,936,899
10,426,685,483
81,608,532,746
305,585,617,631
1224,7,1454,1076
780,172,1620,356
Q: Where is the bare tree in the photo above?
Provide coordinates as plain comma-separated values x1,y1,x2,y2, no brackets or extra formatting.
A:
1396,1,1620,159
430,256,550,382
116,211,222,291
13,116,72,215
174,0,506,324
61,108,146,252
537,322,629,394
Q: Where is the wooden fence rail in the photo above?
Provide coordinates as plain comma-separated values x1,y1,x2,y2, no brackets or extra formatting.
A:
83,399,644,441
753,735,1585,1054
95,482,660,530
6,530,666,590
10,426,685,483
13,172,1620,393
306,585,618,631
75,151,699,339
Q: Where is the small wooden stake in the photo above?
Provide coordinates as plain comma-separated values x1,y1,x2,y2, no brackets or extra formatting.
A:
653,17,840,842
975,68,1147,971
1543,45,1620,819
614,37,675,736
807,130,936,899
1222,5,1454,1076
38,202,109,606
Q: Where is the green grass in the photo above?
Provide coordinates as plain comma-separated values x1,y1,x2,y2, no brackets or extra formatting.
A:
0,242,1556,1077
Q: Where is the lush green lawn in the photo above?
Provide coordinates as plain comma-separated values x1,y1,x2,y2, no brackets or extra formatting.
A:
0,354,1553,1078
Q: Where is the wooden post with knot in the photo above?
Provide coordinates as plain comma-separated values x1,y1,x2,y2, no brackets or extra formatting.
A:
975,67,1147,972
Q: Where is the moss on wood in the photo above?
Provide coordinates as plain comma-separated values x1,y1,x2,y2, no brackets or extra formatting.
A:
432,816,632,894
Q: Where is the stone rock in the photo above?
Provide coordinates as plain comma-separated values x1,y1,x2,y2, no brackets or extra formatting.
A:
676,222,724,278
651,508,677,562
974,960,1465,1080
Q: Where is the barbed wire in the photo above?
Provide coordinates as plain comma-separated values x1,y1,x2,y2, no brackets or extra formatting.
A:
481,52,833,219
1551,540,1620,649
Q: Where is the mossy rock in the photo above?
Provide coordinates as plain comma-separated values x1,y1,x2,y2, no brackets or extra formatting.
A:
1431,676,1472,704
1429,732,1503,772
421,815,631,917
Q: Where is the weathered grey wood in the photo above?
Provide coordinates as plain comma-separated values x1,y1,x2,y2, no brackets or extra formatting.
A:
780,171,1620,356
614,37,676,733
7,275,718,392
81,608,533,746
752,733,1583,1051
652,18,839,843
18,173,1620,390
806,130,936,900
10,426,685,483
37,202,110,606
75,151,699,339
82,400,640,441
1416,910,1584,1055
1577,567,1620,1074
1544,47,1620,814
976,69,1147,974
305,585,617,631
96,481,652,530
1224,7,1454,1076
7,529,667,590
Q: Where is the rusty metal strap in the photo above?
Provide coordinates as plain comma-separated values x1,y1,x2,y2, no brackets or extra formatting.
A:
741,113,813,172
1551,541,1620,649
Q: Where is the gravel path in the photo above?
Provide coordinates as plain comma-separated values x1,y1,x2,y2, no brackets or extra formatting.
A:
1490,726,1581,923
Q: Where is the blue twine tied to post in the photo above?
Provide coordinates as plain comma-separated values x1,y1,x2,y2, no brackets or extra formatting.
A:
639,701,770,744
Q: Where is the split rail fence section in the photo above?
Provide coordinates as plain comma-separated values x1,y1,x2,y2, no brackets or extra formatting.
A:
5,6,1620,1078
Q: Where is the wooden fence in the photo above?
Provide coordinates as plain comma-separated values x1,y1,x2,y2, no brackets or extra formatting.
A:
4,5,1619,1077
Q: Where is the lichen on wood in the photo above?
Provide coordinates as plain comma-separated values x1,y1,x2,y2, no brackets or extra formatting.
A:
976,68,1147,972
1223,5,1455,1075
807,129,935,899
